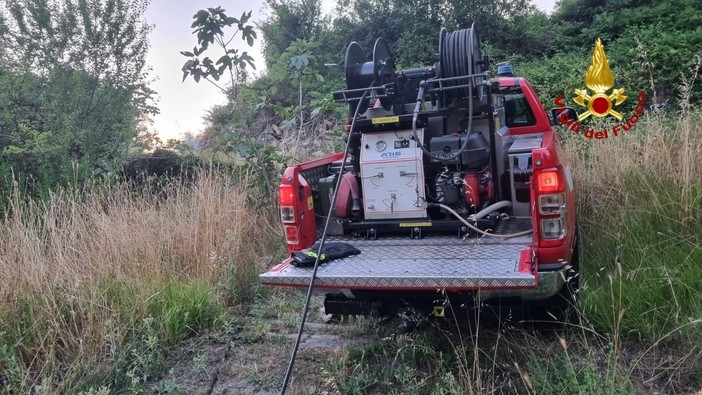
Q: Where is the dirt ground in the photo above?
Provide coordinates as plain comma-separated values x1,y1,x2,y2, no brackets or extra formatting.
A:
147,292,702,395
148,295,380,395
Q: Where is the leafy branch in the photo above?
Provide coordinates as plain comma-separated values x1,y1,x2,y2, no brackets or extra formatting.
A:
180,7,257,99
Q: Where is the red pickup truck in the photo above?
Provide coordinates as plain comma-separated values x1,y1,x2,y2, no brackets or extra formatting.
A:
260,29,579,320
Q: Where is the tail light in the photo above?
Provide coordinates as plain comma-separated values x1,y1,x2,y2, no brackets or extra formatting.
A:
279,185,296,224
536,171,561,193
279,185,295,206
534,168,567,244
278,170,317,252
540,218,565,239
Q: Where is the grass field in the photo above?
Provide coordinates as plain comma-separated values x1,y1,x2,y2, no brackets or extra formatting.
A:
0,172,280,393
1,108,701,394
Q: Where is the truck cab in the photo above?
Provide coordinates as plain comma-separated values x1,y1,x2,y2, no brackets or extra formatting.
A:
260,29,578,319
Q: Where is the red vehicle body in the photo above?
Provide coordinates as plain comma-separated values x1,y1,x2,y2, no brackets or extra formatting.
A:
261,36,579,318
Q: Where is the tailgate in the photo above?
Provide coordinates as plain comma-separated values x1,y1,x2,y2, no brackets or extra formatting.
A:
260,232,536,291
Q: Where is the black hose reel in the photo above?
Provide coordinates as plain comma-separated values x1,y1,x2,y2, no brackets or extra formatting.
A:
437,27,486,100
344,38,396,114
341,26,488,115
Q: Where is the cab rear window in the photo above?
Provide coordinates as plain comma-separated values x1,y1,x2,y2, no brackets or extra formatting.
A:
501,86,536,127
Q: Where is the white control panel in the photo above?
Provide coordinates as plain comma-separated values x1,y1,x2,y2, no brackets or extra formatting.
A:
360,129,427,220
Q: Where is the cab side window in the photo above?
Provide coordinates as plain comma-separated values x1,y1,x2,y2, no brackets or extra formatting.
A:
502,87,536,127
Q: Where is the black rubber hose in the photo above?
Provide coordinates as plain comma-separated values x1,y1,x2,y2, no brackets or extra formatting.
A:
457,29,466,80
413,25,477,163
279,87,371,395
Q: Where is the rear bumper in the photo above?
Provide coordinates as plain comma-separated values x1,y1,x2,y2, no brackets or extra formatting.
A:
479,264,566,301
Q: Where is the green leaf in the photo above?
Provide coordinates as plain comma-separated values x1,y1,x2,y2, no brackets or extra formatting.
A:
239,52,255,70
196,30,206,45
291,54,309,70
192,10,209,27
240,11,251,24
281,119,296,130
209,65,220,80
180,51,194,57
216,55,231,67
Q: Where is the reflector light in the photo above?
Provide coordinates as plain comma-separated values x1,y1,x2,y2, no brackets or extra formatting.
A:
285,225,299,244
540,218,565,239
280,207,295,223
536,171,561,193
279,185,295,206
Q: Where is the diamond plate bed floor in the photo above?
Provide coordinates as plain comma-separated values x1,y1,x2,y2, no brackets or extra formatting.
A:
260,234,536,291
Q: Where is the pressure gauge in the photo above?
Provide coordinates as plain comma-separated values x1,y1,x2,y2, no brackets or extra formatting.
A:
375,140,387,151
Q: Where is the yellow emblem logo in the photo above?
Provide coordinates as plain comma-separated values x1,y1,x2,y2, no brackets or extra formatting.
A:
573,39,627,120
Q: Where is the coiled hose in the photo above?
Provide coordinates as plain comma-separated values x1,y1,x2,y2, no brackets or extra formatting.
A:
412,25,479,163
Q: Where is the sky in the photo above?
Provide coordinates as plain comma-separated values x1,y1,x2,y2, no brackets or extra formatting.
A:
145,0,557,140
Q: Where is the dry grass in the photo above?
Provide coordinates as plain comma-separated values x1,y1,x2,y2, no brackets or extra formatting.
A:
567,57,702,235
562,107,702,338
565,109,702,217
0,170,280,392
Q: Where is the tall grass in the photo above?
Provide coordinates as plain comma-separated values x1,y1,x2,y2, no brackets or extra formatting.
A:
0,171,279,392
565,108,702,341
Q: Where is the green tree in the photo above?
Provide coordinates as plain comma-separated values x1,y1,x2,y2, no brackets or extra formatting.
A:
181,7,290,198
546,0,702,106
259,0,327,69
0,0,156,197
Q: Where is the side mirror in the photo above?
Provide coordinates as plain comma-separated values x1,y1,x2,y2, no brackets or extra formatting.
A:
550,107,578,126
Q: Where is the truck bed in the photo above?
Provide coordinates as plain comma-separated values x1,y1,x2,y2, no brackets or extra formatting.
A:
260,218,536,291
